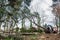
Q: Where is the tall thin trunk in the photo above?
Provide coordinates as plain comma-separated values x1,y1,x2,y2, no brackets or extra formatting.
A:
37,15,40,29
30,20,32,27
59,16,60,27
4,27,5,32
22,19,25,28
37,16,40,25
6,22,8,31
0,22,1,31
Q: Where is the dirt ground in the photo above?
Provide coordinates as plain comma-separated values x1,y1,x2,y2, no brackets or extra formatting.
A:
38,33,60,40
24,33,60,40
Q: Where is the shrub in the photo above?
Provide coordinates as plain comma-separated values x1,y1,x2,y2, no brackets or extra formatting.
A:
20,27,43,33
15,27,19,32
37,29,43,33
28,27,37,32
20,27,27,32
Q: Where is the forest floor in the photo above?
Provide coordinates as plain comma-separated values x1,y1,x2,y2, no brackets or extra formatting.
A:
38,33,60,40
23,33,60,40
0,32,60,40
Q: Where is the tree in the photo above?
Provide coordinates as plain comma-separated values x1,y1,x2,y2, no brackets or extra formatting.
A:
21,5,46,30
0,0,47,32
52,3,60,33
24,0,31,6
53,4,60,27
0,0,23,31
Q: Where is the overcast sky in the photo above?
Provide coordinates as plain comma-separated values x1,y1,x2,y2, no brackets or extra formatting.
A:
30,0,56,27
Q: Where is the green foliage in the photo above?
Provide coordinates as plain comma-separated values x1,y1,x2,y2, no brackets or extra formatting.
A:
20,27,43,33
5,37,22,40
30,35,38,40
28,27,43,33
37,29,43,33
5,38,10,40
15,27,19,32
28,27,37,32
59,22,60,27
5,35,22,40
20,27,27,32
5,37,14,40
8,0,23,8
20,27,33,32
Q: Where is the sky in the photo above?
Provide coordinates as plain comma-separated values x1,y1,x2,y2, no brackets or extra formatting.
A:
30,0,56,27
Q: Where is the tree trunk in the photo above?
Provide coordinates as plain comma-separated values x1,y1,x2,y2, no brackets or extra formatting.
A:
30,20,32,28
0,22,1,31
59,16,60,27
22,19,25,28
